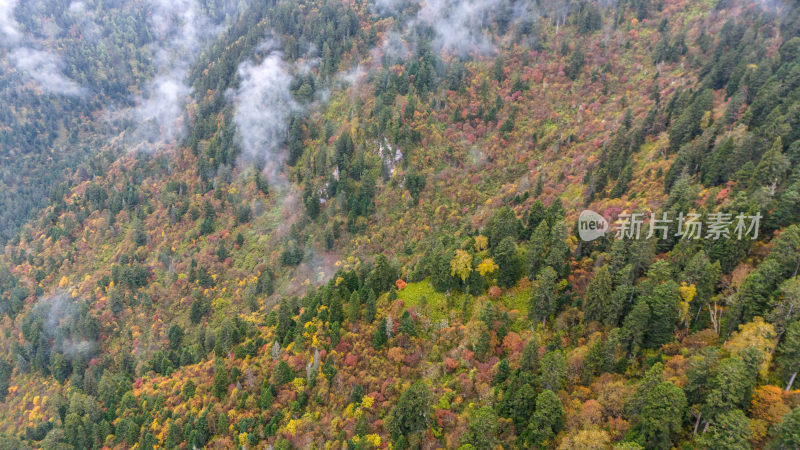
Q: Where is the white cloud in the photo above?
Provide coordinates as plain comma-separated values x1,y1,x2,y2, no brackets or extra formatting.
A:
10,47,87,96
230,46,299,184
418,0,497,56
130,72,193,148
372,0,543,57
0,0,21,44
126,0,238,151
1,0,86,96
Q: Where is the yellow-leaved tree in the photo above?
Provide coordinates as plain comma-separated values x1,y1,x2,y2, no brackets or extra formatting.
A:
450,250,473,282
477,258,499,277
678,283,696,328
724,317,777,379
474,235,488,252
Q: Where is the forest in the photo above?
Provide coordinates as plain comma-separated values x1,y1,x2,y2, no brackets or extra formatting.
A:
1,0,800,448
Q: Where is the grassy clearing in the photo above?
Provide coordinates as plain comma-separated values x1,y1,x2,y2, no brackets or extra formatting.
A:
396,278,534,330
501,285,532,332
398,279,453,322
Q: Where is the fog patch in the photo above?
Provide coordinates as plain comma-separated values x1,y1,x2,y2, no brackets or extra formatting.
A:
24,291,99,365
10,47,87,96
129,73,193,151
1,0,86,96
229,42,299,185
124,0,242,152
417,0,498,56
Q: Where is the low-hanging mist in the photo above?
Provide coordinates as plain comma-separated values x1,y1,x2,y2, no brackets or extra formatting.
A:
126,0,240,152
1,0,86,96
229,44,299,185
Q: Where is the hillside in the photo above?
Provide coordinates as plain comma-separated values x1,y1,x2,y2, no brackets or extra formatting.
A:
2,0,800,448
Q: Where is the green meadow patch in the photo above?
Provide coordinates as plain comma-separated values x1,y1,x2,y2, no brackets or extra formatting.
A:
397,279,453,322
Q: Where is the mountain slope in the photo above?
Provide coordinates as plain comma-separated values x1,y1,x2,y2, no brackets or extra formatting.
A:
2,0,800,448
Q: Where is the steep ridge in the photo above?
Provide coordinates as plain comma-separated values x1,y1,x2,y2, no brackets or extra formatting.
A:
1,0,800,448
